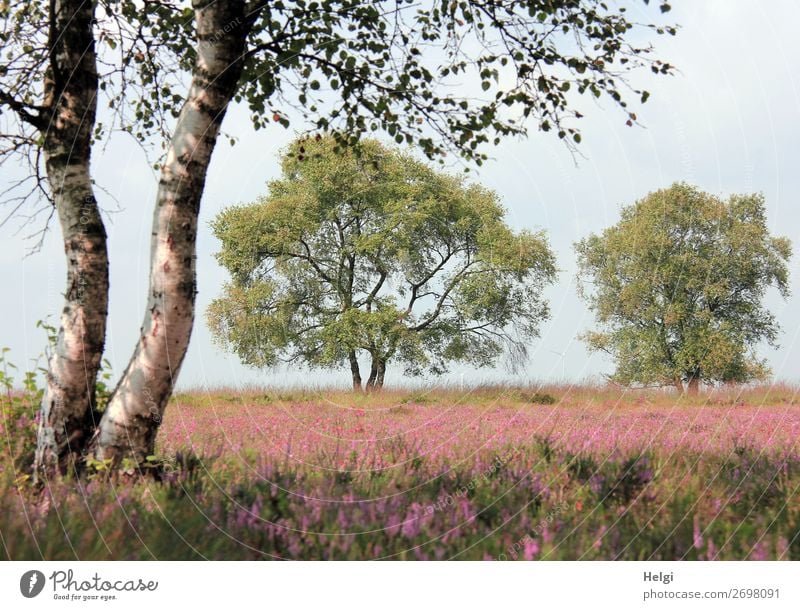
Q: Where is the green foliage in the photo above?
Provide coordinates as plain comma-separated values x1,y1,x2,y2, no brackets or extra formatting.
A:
94,358,114,413
519,391,557,405
575,183,792,389
0,346,41,473
2,0,677,175
208,136,556,383
235,0,676,164
0,322,115,475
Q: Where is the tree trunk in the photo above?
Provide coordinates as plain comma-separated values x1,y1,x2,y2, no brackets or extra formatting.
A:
673,377,684,395
349,350,362,391
687,376,700,396
375,358,386,389
366,354,386,391
35,0,108,476
90,1,251,465
365,355,379,391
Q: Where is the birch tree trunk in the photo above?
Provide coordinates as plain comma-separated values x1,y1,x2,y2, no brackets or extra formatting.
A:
35,0,108,475
90,1,251,465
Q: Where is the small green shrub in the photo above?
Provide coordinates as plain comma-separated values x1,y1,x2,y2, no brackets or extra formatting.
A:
520,391,557,405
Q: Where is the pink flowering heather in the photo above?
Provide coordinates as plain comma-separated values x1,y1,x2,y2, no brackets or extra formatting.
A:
2,386,799,559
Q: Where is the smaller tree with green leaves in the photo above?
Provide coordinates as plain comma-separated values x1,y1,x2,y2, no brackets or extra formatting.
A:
208,136,556,390
575,183,791,394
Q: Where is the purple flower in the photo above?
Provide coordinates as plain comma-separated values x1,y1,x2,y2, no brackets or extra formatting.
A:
693,515,703,550
523,537,540,560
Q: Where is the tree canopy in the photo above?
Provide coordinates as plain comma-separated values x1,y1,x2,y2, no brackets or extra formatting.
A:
1,0,676,204
209,136,556,389
575,183,791,393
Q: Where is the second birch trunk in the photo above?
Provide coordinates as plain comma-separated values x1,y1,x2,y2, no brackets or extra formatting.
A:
91,1,251,465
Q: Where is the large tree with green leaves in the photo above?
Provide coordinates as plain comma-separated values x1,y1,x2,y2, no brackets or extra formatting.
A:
1,0,674,470
209,136,556,389
575,183,791,394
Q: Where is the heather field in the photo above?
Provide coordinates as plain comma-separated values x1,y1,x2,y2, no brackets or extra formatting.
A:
2,385,800,560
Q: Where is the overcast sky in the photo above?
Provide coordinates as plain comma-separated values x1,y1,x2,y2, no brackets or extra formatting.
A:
2,0,799,390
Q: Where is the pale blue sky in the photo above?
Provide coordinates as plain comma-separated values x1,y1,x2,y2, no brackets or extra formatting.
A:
2,1,799,389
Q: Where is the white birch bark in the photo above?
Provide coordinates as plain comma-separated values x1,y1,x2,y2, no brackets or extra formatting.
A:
91,1,251,464
35,0,109,474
